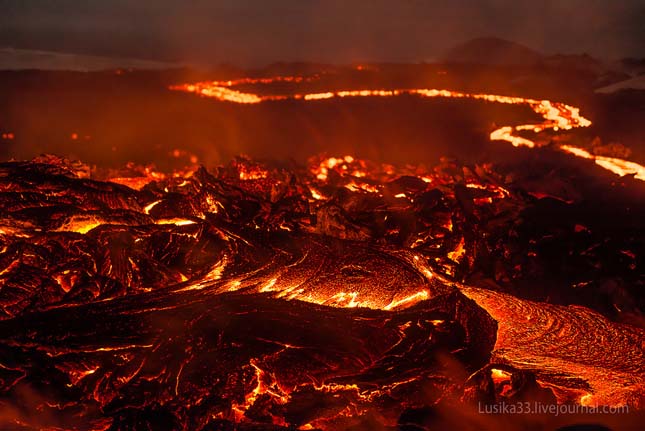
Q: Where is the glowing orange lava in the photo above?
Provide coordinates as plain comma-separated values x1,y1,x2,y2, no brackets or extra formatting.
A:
561,145,645,180
171,75,645,182
461,287,644,408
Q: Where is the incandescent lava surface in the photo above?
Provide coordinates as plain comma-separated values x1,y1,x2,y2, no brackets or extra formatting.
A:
0,151,643,429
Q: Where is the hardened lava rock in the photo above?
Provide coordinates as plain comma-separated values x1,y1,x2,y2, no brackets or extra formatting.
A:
0,155,643,429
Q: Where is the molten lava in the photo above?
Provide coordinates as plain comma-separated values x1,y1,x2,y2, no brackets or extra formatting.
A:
171,75,645,182
0,151,642,430
461,287,644,407
560,145,645,180
170,77,592,149
1,73,644,430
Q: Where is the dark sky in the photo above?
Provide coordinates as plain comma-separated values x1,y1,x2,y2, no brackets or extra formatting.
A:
1,0,644,66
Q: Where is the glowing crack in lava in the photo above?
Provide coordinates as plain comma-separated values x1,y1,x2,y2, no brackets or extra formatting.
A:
171,76,645,182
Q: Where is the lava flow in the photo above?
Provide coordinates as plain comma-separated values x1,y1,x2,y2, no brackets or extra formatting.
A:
171,75,645,181
461,287,645,408
170,77,592,148
0,149,643,430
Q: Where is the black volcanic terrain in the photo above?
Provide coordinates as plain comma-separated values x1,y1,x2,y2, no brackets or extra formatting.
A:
1,60,643,168
0,50,644,430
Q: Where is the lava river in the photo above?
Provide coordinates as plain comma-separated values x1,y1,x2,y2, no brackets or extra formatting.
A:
172,74,645,181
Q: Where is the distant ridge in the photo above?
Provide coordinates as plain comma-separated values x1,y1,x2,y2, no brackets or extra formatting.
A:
0,48,181,71
595,74,645,93
442,37,543,66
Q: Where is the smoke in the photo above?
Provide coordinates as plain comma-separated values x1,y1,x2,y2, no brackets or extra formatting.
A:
0,0,643,66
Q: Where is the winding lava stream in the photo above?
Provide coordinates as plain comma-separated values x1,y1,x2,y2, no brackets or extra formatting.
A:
172,75,645,181
172,76,645,408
